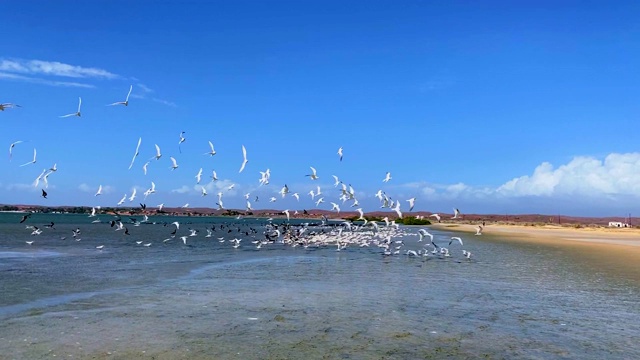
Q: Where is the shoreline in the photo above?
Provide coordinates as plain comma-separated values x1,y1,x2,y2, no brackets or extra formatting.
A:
429,222,640,248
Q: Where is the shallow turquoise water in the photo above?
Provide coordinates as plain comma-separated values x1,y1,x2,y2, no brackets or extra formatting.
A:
1,213,639,359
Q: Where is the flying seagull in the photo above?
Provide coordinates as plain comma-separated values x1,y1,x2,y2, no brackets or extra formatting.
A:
8,140,23,161
128,137,142,170
205,141,216,156
306,166,319,180
337,147,343,161
169,156,179,170
108,85,133,106
60,97,82,118
152,144,162,160
0,103,21,111
178,131,186,153
239,145,248,173
19,148,36,167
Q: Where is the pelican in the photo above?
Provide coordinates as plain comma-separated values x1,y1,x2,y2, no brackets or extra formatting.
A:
406,197,416,212
239,145,248,173
306,166,319,180
60,97,82,118
205,141,216,156
128,137,142,170
8,140,23,161
169,156,179,170
95,185,102,196
108,85,133,106
382,172,392,182
19,148,37,167
337,147,343,161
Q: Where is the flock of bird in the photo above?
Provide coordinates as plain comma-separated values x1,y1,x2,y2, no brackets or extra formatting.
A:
17,213,476,260
4,89,479,260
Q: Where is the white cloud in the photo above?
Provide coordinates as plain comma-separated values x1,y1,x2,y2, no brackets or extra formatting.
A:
5,183,38,192
496,153,640,197
0,72,95,88
78,183,114,194
152,98,177,108
0,59,119,79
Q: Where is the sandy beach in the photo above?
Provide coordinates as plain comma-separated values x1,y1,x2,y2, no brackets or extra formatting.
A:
430,222,640,279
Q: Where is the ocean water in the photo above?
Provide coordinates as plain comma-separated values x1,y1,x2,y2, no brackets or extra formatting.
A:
1,212,639,359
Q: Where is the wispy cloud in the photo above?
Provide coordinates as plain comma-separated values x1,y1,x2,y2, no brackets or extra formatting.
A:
152,98,177,108
0,72,95,88
0,59,119,79
129,83,176,107
78,183,115,194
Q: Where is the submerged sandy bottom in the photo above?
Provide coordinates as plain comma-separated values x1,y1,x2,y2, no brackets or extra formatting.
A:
1,222,640,359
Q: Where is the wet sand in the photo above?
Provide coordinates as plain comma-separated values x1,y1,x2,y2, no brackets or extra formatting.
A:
430,222,640,280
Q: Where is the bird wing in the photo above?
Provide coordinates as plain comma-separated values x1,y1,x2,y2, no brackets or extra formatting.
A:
77,97,82,112
126,85,133,102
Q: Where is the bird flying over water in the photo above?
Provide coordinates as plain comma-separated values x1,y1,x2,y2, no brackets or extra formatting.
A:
239,145,248,173
178,131,186,153
406,197,416,212
205,141,216,156
8,140,23,161
108,85,133,106
128,137,142,170
19,148,36,167
169,157,179,170
0,103,21,111
60,97,82,118
306,166,319,180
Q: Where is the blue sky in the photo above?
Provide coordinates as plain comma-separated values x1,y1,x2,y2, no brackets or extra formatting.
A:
1,1,639,216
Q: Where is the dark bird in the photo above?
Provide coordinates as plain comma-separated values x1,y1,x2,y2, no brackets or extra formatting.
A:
44,222,55,229
19,213,31,223
140,203,147,210
124,227,130,235
41,189,48,199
